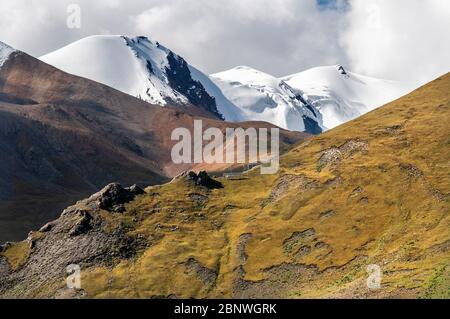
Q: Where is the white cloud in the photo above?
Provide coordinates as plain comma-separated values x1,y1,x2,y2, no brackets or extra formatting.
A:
0,0,448,86
342,0,450,86
0,0,348,76
131,0,348,75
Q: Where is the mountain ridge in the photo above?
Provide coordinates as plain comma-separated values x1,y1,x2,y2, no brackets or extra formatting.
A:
40,35,413,135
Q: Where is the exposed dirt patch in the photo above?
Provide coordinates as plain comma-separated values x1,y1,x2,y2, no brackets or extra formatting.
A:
185,258,217,287
283,228,316,254
267,174,319,204
376,124,404,136
319,210,336,219
399,163,423,179
294,245,311,258
428,187,448,201
359,197,369,205
237,233,253,264
314,241,329,249
232,262,319,298
188,193,209,207
318,140,368,171
429,240,450,254
324,176,342,188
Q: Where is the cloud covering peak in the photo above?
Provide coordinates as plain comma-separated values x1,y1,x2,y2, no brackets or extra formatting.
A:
0,0,448,87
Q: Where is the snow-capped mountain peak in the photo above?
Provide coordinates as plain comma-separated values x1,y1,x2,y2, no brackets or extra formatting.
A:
39,36,410,134
122,36,187,105
281,65,411,129
40,35,225,118
336,64,349,77
0,41,16,68
211,66,323,133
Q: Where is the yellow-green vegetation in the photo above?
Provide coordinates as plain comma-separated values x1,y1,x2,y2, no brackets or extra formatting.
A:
77,73,450,298
1,241,31,271
420,264,450,299
35,74,450,298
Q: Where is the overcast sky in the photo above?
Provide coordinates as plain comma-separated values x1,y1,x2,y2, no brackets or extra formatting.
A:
0,0,449,86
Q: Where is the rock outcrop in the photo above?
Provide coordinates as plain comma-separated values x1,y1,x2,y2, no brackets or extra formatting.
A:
0,183,146,298
186,171,224,189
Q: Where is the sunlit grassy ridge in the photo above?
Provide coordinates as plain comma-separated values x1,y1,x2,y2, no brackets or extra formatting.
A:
75,73,450,298
2,73,449,298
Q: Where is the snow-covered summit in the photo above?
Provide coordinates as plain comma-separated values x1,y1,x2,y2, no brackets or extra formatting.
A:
0,41,16,68
39,36,411,134
210,64,410,132
40,35,227,118
282,65,411,129
211,66,323,133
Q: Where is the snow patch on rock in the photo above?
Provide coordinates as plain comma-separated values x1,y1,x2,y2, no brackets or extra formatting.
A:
0,41,16,68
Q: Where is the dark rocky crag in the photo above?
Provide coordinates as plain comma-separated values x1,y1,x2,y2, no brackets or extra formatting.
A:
0,183,147,298
165,52,224,119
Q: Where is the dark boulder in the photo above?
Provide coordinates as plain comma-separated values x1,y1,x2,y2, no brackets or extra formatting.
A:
126,184,145,196
69,210,93,237
186,171,223,189
39,222,54,233
97,183,144,212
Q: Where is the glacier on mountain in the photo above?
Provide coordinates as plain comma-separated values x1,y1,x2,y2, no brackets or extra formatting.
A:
282,65,410,129
211,66,323,133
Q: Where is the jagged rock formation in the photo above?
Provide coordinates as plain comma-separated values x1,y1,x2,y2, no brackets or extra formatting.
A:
186,171,224,189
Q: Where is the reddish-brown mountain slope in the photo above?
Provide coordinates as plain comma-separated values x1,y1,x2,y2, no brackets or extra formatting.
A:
0,50,307,242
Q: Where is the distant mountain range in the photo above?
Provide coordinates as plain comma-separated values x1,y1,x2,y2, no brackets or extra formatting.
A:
211,66,323,134
41,35,411,134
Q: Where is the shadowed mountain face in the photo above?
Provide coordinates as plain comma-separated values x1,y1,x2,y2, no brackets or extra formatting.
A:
0,73,448,299
0,51,307,243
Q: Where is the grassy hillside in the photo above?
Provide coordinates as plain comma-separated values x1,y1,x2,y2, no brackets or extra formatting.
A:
1,73,449,298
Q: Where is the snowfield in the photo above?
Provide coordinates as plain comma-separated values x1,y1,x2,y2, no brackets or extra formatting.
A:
40,35,229,119
282,65,411,129
187,65,244,122
211,66,323,133
41,35,187,105
39,35,412,134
